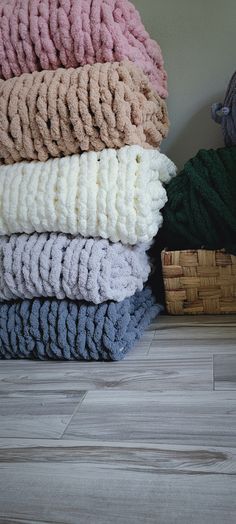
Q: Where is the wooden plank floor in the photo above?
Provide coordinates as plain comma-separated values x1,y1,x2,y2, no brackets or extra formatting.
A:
0,315,236,524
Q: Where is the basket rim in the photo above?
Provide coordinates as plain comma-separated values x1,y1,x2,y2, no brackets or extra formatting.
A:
161,248,228,255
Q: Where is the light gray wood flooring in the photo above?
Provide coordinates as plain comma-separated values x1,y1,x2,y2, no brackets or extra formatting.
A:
0,315,236,524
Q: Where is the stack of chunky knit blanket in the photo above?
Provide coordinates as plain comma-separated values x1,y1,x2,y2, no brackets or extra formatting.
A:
0,0,175,360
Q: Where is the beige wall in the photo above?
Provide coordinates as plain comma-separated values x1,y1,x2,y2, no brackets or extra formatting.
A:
133,0,235,169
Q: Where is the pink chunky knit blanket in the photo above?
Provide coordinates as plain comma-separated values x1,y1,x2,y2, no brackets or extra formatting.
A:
0,0,167,98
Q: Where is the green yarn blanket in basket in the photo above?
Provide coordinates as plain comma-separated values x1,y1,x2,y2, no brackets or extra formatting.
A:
160,146,236,255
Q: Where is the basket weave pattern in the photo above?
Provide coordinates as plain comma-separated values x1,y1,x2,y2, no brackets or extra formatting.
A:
161,249,236,314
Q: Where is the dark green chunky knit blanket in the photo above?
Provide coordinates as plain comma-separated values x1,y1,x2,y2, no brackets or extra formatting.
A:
160,146,236,255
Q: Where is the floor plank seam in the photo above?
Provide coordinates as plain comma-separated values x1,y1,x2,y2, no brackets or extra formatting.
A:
59,391,88,440
212,355,215,391
213,354,216,391
0,517,55,524
146,330,156,356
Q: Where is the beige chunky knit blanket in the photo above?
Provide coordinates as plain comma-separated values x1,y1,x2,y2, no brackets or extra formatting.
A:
0,61,169,165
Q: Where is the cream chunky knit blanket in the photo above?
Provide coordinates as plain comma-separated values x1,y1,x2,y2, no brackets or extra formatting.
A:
0,146,176,243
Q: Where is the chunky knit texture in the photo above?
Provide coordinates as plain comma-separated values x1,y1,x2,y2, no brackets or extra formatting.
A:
0,0,167,97
160,147,236,255
0,287,162,361
0,61,169,165
212,71,236,147
0,233,150,303
0,146,177,243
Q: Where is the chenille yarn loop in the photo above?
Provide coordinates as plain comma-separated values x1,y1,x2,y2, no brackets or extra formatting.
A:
0,60,169,165
212,71,236,146
0,145,177,243
0,288,162,361
161,147,236,255
0,233,151,303
0,0,167,97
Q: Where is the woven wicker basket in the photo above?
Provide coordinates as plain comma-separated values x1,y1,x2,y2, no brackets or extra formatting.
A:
161,249,236,315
